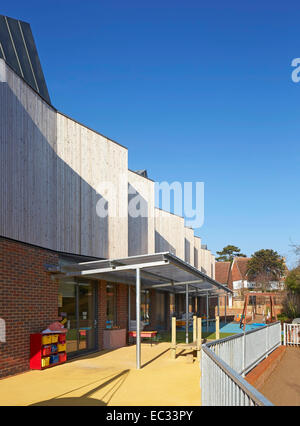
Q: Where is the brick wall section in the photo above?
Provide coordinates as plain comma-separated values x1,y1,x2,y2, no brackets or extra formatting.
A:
0,237,59,378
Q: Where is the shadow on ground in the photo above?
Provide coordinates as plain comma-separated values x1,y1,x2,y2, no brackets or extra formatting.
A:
31,369,129,406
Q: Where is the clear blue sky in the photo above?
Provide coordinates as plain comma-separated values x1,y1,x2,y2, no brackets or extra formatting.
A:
2,1,300,267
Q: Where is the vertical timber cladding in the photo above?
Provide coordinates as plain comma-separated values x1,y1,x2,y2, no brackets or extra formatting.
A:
184,226,195,266
194,235,202,270
0,59,129,260
128,170,155,256
0,60,58,250
154,208,185,260
56,113,129,259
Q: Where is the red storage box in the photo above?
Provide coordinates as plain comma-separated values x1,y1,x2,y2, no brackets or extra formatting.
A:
59,352,67,363
58,333,66,343
42,345,51,356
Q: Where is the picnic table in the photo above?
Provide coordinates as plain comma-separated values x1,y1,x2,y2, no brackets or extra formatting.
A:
128,330,157,346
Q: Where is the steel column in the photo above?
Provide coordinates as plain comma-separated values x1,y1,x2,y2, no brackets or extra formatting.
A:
206,292,209,332
186,284,189,344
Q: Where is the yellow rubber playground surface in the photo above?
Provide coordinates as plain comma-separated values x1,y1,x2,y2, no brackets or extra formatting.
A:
0,343,201,406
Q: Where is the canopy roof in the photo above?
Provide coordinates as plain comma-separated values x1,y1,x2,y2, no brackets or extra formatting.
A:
54,252,233,296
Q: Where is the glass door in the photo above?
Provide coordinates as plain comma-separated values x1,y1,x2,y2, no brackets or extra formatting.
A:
58,279,97,356
77,282,96,352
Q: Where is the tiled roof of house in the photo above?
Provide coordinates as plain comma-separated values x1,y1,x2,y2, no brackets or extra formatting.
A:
215,261,231,285
232,257,251,281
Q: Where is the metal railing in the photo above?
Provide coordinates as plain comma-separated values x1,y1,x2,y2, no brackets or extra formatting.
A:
201,322,282,406
283,323,300,346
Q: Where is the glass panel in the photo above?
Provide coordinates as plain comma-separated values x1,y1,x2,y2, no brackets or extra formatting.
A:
0,15,21,75
19,21,51,103
78,282,95,351
6,17,37,90
58,280,78,354
141,290,150,325
156,292,166,330
130,287,150,324
106,283,117,328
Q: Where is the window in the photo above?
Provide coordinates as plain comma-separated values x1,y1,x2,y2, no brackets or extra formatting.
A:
141,290,150,324
106,283,117,328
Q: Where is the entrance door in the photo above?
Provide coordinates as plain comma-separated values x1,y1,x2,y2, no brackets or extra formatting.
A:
58,280,97,356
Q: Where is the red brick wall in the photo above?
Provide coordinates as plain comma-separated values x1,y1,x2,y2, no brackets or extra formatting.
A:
0,237,59,378
0,238,130,379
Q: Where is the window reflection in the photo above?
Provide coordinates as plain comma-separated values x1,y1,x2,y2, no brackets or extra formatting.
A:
106,283,117,328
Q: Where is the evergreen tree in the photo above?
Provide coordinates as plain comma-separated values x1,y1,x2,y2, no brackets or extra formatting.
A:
216,245,247,262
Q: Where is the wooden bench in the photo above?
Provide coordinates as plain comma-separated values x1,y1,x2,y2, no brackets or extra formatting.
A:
128,330,157,346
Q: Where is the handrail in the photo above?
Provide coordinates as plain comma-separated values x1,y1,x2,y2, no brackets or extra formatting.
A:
201,322,281,406
202,345,273,406
206,321,281,347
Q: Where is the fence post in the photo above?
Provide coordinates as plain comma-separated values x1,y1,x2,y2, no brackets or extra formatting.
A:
193,315,197,343
242,331,246,377
216,315,220,340
197,317,202,362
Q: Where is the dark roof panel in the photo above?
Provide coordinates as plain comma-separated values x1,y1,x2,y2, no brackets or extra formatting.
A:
0,14,51,104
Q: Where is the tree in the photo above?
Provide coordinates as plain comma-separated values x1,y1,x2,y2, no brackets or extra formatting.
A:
285,267,300,294
247,249,286,291
216,245,247,262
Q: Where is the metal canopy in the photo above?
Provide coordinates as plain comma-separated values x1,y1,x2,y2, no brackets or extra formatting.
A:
57,252,233,297
53,252,232,370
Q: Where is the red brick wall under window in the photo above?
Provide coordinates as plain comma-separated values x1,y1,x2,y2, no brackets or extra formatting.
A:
0,237,59,378
0,239,131,379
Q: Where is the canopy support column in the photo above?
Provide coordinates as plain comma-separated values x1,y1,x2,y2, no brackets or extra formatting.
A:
136,268,141,369
206,292,209,332
224,295,227,323
185,284,189,344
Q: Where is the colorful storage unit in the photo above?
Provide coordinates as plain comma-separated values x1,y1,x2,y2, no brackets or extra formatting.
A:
30,332,67,370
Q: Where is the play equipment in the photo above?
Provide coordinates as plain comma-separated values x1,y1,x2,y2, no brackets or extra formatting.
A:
170,316,221,361
240,292,277,331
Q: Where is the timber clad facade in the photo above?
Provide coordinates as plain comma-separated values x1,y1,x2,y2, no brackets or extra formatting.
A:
0,16,217,378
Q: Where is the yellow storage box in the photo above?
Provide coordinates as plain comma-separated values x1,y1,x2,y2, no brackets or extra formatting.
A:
51,334,58,343
57,343,66,352
42,335,52,345
41,357,50,368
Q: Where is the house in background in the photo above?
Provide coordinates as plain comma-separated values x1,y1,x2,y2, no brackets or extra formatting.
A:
215,257,286,319
216,257,286,298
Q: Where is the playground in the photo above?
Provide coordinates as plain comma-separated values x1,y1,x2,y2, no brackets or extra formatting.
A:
0,342,201,406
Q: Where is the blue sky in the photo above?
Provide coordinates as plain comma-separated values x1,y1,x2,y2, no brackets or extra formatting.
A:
2,1,300,267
